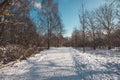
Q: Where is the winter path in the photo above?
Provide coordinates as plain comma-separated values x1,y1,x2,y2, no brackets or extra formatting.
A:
0,47,80,80
0,47,120,80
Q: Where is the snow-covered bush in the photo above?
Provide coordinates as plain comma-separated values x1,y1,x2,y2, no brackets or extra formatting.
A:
0,45,24,64
0,45,46,64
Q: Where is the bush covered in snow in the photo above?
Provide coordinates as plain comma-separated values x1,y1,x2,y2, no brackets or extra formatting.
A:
0,45,43,64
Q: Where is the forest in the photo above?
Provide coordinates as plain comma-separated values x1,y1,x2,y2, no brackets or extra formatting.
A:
0,0,65,64
0,0,120,80
0,0,120,63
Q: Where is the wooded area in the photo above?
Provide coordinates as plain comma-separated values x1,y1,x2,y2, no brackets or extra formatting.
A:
70,0,120,51
0,0,65,64
0,0,120,64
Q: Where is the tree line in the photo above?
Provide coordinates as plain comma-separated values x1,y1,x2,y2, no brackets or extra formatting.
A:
0,0,65,49
70,0,120,51
1,0,120,56
0,0,66,63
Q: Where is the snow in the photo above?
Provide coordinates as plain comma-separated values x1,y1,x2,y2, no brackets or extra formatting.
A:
71,48,120,80
34,2,41,9
0,47,120,80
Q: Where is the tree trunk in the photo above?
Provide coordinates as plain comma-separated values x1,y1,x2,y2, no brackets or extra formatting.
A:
0,23,4,45
107,30,112,50
83,30,85,52
93,31,96,50
47,30,50,49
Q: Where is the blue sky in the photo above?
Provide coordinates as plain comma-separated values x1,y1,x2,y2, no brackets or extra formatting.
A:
56,0,106,37
30,0,106,37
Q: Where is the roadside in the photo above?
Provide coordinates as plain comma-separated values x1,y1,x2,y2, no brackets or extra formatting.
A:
0,47,120,80
72,48,120,80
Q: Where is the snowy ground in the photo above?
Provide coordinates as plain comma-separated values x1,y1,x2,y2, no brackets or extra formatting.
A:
0,47,120,80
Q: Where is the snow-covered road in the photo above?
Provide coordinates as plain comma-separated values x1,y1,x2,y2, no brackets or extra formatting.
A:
0,48,80,80
0,47,120,80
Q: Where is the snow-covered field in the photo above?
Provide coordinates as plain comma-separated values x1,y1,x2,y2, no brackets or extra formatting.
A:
0,47,120,80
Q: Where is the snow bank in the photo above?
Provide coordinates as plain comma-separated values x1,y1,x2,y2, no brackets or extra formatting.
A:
71,48,120,80
0,51,45,80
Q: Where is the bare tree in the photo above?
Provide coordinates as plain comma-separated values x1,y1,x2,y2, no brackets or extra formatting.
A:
39,0,64,49
87,11,97,50
71,27,80,48
96,3,115,49
0,0,38,47
79,3,87,52
53,15,64,47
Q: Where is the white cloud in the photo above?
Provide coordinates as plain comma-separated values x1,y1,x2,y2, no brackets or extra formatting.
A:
34,2,41,9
